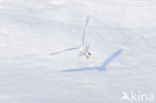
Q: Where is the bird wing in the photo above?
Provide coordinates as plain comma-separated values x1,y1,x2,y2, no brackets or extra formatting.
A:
81,15,90,46
49,47,80,55
86,44,90,51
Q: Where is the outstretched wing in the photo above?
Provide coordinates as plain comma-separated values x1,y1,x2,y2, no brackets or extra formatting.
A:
49,47,80,55
81,15,90,46
86,44,90,51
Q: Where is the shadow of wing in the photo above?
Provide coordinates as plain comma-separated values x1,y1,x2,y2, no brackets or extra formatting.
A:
99,49,123,71
62,67,97,72
61,49,123,72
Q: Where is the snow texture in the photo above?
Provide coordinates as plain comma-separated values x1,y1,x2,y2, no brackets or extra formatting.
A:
0,0,156,103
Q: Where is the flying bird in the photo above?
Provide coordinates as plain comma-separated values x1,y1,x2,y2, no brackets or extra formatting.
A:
49,15,91,59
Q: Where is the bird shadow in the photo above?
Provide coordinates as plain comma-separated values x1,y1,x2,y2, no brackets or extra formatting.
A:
61,49,123,72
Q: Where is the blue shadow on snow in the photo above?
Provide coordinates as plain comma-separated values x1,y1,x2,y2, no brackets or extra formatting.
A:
61,49,123,72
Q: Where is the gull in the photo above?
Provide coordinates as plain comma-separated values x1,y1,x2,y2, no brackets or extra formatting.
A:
49,15,91,59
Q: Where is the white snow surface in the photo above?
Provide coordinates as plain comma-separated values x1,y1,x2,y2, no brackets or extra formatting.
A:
0,0,156,103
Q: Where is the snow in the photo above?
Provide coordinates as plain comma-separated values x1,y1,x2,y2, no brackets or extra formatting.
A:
0,0,156,103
